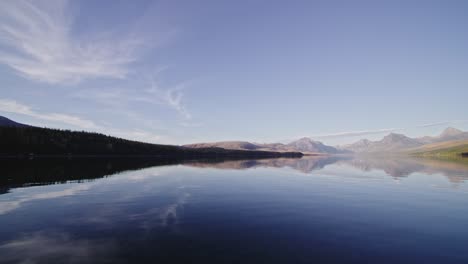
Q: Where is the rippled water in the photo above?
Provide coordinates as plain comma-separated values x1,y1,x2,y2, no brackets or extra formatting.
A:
1,156,468,264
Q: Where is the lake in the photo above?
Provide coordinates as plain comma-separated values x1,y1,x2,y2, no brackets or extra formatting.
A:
1,156,468,264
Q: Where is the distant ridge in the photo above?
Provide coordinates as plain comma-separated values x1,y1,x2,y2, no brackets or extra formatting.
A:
0,116,302,159
342,127,468,153
184,141,260,150
4,114,466,156
185,137,347,155
0,116,28,128
417,127,466,143
285,137,343,154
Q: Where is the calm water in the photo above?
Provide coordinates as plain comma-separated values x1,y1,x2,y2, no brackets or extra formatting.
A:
1,156,468,264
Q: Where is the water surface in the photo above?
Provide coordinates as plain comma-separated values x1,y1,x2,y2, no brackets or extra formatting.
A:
1,156,468,264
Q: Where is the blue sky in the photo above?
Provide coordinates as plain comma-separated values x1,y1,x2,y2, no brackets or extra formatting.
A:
0,0,467,145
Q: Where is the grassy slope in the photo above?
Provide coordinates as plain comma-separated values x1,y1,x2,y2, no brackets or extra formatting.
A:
409,140,468,157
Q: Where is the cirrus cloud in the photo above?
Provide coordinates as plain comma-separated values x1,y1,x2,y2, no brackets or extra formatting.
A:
311,128,401,139
0,0,141,84
0,98,99,129
0,98,174,144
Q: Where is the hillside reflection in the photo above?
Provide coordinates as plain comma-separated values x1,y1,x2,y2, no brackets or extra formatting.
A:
340,156,468,183
0,158,182,193
185,155,468,183
185,156,345,173
1,155,468,193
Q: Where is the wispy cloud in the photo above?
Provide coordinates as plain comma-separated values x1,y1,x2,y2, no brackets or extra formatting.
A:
0,98,174,143
0,99,98,129
311,128,401,139
0,0,141,84
148,77,192,120
165,88,191,119
73,76,194,121
417,121,453,128
0,1,193,143
417,120,468,128
305,121,468,143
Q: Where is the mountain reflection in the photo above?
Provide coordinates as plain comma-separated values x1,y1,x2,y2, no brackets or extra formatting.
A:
185,155,468,184
1,156,468,193
0,158,184,194
1,156,468,264
340,156,468,183
184,156,346,173
0,164,194,263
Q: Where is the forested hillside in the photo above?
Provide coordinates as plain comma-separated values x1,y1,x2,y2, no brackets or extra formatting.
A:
0,126,302,158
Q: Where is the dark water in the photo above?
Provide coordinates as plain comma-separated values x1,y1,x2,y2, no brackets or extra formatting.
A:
1,156,468,264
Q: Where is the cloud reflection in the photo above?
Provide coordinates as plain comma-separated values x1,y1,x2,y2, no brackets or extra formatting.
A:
0,183,93,215
0,232,117,264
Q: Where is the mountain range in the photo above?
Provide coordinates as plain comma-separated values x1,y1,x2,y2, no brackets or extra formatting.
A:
186,127,468,155
1,115,466,156
184,137,348,155
341,127,468,153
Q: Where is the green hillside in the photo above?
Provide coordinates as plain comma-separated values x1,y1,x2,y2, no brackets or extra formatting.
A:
410,140,468,158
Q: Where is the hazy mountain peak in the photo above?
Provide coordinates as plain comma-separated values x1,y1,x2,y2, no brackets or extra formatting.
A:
287,137,337,153
184,141,260,150
440,127,463,138
385,132,406,138
381,133,411,142
288,137,320,146
345,132,422,153
293,137,319,144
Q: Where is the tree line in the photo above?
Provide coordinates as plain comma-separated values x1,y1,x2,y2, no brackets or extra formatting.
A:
0,126,302,158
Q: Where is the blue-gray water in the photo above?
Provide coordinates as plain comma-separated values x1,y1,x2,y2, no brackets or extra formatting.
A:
1,156,468,264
